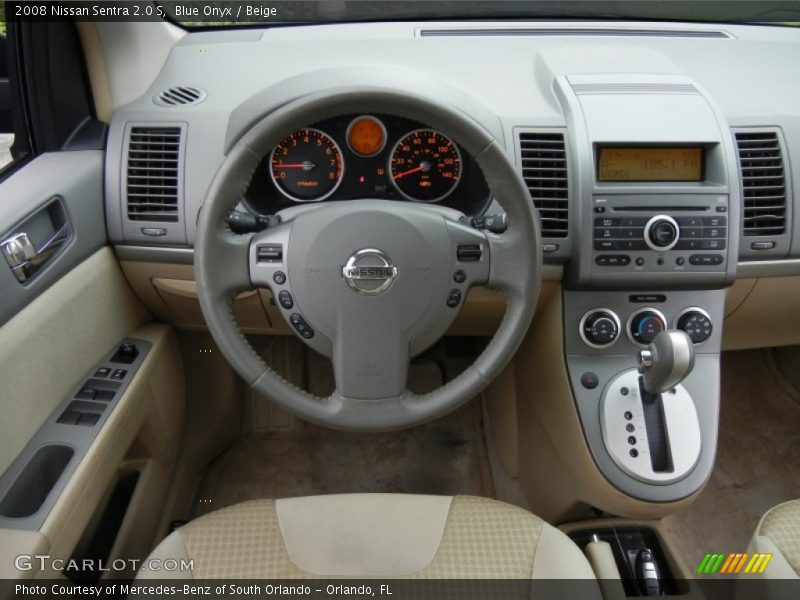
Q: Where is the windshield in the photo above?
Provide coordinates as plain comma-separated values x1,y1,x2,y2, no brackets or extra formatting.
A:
161,1,800,27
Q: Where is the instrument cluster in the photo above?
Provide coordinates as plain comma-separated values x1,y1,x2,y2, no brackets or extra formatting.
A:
244,114,491,216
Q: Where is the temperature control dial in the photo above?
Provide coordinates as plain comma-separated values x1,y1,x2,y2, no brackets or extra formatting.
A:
676,308,713,345
580,309,621,348
628,308,667,346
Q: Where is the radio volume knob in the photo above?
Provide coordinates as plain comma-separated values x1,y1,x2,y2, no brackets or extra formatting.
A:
644,215,680,251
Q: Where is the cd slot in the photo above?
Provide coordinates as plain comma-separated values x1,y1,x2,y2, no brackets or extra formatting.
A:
611,206,710,212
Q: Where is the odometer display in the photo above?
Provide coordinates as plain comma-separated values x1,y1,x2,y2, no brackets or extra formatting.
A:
389,130,462,202
270,129,343,202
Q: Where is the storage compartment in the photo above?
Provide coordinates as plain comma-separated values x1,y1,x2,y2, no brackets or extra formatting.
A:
0,444,74,518
569,526,689,596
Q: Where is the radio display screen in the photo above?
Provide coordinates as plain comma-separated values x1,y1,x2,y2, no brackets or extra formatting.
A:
597,147,704,182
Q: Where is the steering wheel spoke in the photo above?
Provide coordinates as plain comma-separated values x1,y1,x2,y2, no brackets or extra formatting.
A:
332,315,411,400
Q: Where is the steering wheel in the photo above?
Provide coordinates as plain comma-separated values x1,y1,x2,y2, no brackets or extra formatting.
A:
195,88,541,430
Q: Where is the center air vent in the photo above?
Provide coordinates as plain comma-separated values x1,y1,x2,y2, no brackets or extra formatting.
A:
154,86,206,107
518,132,569,238
125,126,183,223
735,131,787,237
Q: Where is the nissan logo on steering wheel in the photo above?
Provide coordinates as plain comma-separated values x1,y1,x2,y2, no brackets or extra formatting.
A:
342,248,398,296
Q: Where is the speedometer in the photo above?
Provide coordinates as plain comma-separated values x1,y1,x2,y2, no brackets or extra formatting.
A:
270,129,343,202
389,130,462,202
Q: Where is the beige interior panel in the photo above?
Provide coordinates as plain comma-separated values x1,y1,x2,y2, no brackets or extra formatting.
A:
75,22,114,123
0,248,150,476
501,282,700,522
36,323,185,579
119,260,506,336
723,276,800,350
0,530,49,580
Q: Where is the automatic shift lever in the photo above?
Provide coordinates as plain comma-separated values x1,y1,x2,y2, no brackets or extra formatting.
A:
638,330,696,395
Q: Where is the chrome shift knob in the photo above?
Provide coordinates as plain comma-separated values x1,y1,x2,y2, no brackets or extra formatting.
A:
638,330,695,395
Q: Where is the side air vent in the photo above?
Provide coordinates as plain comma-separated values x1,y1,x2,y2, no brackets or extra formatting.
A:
735,131,787,237
518,132,569,238
125,126,183,223
153,86,206,107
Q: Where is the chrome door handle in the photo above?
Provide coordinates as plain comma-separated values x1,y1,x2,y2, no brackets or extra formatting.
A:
1,225,70,283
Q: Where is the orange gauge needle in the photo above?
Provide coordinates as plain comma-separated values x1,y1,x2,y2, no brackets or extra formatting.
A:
393,161,431,180
276,161,317,171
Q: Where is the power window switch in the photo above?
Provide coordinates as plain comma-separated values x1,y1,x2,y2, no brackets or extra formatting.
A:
110,369,127,381
76,387,97,400
77,413,100,427
95,390,116,402
57,410,81,425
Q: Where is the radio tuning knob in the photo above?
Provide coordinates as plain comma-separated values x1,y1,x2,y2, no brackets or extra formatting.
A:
644,215,680,251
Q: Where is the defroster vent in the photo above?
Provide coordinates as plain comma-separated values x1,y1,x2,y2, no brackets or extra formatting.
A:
735,131,787,237
125,126,182,223
519,132,569,238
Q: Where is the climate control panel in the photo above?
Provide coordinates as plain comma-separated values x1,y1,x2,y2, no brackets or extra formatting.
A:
578,303,714,352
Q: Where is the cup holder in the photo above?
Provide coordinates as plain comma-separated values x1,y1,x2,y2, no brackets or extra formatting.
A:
0,444,74,519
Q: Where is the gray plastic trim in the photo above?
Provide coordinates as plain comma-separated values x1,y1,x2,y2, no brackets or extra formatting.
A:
737,258,800,278
0,152,107,327
0,338,151,531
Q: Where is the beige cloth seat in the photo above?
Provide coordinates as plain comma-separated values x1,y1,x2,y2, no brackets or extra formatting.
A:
749,499,800,579
141,494,599,581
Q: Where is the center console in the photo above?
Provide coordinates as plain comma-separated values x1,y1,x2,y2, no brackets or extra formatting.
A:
553,74,738,502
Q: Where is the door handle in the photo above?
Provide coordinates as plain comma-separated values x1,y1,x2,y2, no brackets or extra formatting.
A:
1,224,70,283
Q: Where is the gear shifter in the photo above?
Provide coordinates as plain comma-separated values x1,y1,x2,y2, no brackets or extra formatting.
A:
638,330,695,395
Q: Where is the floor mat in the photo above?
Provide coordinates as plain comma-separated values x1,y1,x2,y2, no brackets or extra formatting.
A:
193,349,493,517
662,348,800,570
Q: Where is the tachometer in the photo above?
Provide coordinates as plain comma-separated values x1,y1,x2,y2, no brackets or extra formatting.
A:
270,129,343,202
389,129,462,202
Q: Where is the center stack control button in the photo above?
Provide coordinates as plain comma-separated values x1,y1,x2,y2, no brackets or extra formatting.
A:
627,308,667,346
580,309,621,349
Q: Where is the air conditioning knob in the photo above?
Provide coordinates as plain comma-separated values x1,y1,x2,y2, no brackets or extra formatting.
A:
580,309,621,348
644,215,680,251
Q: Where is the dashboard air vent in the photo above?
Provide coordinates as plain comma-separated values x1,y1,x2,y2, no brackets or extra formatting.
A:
519,132,569,238
154,86,206,107
735,131,787,236
126,126,182,223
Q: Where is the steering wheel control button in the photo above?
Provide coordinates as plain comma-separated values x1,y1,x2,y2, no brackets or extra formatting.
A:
453,269,466,283
257,244,283,262
278,290,294,310
628,308,667,346
446,289,462,308
289,314,315,339
644,215,680,251
273,271,287,285
342,248,398,296
675,307,713,345
456,244,482,262
580,372,599,390
580,309,621,348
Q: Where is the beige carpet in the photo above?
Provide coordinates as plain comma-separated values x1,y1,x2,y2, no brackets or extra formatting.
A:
193,341,493,517
662,348,800,570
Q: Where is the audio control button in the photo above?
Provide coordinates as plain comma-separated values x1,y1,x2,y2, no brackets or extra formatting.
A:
644,216,680,251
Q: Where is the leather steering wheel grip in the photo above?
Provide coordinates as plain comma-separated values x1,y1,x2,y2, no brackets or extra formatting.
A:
195,87,542,430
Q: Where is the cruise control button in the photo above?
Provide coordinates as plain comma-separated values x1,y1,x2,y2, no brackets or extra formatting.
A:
278,290,294,310
289,314,315,339
446,289,462,308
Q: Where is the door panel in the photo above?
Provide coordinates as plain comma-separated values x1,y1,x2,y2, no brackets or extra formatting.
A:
0,151,110,325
